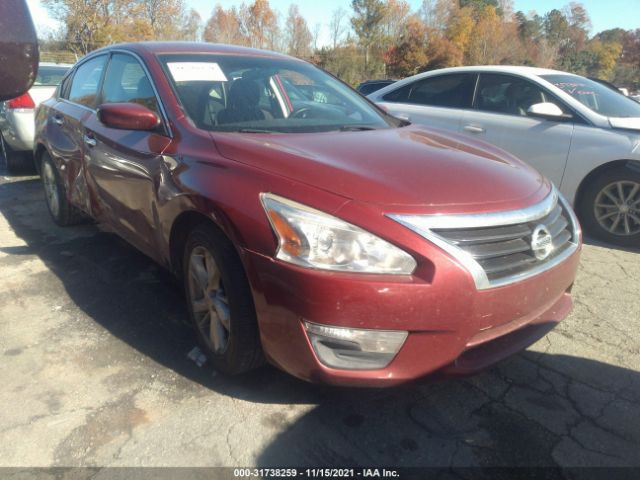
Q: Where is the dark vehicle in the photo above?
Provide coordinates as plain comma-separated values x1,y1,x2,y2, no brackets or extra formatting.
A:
35,43,581,386
357,79,396,96
588,77,629,96
0,0,38,102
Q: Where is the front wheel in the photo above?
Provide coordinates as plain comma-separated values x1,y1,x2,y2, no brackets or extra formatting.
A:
183,223,262,375
580,165,640,247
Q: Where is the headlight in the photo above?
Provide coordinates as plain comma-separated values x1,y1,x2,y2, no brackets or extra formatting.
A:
260,193,417,274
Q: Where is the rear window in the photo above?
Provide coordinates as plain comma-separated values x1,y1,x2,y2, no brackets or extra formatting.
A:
34,66,70,86
542,74,640,118
383,74,476,109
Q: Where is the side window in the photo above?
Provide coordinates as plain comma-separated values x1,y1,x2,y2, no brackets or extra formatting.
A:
101,53,160,116
476,74,550,117
408,74,476,108
382,82,412,103
383,74,476,108
68,55,107,108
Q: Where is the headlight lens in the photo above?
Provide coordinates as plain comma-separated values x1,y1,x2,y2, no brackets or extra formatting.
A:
260,193,417,274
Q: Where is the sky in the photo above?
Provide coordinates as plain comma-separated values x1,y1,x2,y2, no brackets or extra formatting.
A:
28,0,640,47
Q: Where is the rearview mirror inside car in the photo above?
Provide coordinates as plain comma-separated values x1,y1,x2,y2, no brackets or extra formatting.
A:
0,0,39,101
527,102,573,121
97,103,161,131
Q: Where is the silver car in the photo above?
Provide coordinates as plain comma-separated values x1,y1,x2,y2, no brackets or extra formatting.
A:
0,62,71,170
369,66,640,247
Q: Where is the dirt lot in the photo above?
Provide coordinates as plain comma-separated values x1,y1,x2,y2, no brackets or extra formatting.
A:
1,168,639,469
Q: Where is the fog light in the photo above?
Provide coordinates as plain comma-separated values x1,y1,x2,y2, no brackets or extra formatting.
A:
304,321,408,370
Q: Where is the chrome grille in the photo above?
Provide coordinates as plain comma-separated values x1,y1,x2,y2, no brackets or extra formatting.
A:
389,187,581,290
433,202,574,283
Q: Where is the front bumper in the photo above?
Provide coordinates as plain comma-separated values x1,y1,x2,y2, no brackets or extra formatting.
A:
244,243,580,387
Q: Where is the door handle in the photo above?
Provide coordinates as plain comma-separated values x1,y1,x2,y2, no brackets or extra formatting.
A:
463,125,485,134
83,134,97,148
52,115,64,126
395,113,411,121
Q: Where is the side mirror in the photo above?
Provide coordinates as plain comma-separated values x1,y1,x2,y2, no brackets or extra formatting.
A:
527,102,572,121
0,0,39,101
97,103,160,131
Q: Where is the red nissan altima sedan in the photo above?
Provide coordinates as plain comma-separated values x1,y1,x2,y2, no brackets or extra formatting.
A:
34,43,581,386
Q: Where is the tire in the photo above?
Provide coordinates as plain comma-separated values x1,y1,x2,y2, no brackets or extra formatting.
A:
40,153,86,226
0,132,25,172
579,164,640,247
183,223,262,375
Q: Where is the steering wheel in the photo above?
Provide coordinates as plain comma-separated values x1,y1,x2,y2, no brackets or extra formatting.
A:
291,107,312,119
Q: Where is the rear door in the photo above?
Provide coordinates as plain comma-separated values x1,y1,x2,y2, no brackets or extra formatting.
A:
375,73,477,132
461,73,574,186
45,55,108,214
83,52,172,258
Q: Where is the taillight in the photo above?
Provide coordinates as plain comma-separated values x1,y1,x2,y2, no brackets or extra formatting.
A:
7,93,35,109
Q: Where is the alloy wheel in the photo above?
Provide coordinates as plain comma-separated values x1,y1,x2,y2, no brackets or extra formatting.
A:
42,161,60,218
187,246,231,354
594,180,640,236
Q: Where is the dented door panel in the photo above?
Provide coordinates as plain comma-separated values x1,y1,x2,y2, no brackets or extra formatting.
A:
82,114,172,261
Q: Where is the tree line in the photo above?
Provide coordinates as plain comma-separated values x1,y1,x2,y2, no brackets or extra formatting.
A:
40,0,640,89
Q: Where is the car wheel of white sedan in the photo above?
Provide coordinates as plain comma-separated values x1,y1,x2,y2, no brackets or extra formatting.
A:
581,165,640,247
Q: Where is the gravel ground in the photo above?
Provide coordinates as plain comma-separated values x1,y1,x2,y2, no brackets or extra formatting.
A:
1,170,639,470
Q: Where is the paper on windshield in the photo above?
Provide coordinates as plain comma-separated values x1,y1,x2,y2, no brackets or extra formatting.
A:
167,62,228,82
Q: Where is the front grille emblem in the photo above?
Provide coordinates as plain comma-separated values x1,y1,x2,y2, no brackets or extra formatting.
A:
531,224,554,260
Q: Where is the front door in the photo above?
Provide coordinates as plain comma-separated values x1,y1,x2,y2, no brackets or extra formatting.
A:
83,52,172,258
461,73,574,187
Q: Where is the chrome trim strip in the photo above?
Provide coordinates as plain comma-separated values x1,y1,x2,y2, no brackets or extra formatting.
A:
388,186,580,290
558,190,582,243
390,217,492,289
393,186,558,231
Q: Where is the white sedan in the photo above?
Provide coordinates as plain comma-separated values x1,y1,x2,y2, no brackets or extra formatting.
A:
0,62,71,171
369,66,640,247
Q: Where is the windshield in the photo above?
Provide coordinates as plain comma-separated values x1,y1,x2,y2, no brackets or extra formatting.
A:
542,74,640,118
34,65,70,86
159,54,396,133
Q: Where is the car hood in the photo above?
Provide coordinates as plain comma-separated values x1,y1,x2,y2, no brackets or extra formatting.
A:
212,125,549,212
609,117,640,131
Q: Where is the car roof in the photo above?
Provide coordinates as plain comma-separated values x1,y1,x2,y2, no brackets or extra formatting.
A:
368,65,581,101
91,41,296,61
415,65,570,77
360,79,395,84
39,62,73,68
368,64,615,128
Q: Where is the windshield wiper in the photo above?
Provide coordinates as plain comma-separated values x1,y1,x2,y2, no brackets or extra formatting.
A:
337,125,378,132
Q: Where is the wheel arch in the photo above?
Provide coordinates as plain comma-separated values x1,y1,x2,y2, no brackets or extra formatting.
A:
33,142,48,175
573,159,640,212
167,208,246,281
